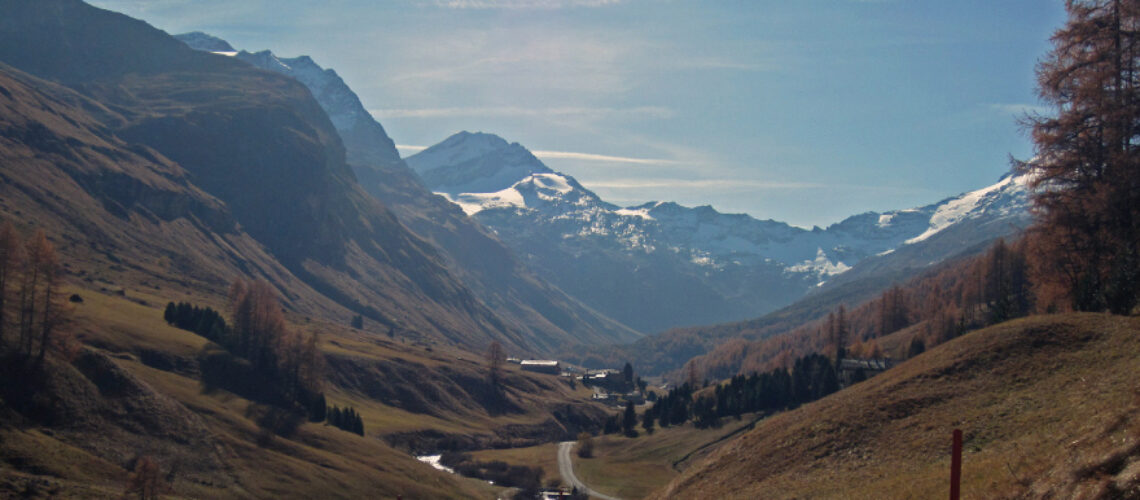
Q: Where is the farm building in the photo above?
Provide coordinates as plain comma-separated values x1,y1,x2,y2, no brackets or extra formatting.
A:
520,360,560,375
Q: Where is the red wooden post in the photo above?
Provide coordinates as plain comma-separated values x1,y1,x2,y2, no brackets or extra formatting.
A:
950,428,962,500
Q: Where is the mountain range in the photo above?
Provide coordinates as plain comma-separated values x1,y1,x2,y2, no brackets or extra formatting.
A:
175,30,1031,342
406,131,1033,333
172,31,640,352
4,3,1110,499
0,0,639,363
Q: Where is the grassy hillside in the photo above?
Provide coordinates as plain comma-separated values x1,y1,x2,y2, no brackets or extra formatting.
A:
0,284,607,498
661,313,1140,499
470,414,758,499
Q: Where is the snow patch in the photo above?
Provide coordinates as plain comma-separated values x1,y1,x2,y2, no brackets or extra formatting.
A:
877,214,894,227
415,455,455,474
441,188,526,216
904,174,1027,245
787,248,851,276
531,173,573,194
615,208,654,220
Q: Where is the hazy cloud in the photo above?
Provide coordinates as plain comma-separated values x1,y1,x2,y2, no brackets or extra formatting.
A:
990,103,1051,117
532,150,677,165
374,106,673,120
396,145,428,155
432,0,622,8
585,179,829,190
584,178,934,194
396,144,677,165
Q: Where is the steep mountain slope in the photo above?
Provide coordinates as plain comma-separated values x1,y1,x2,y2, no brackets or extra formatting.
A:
0,0,553,354
407,131,1032,334
0,58,496,499
173,35,639,348
0,59,318,311
660,314,1140,499
0,4,619,497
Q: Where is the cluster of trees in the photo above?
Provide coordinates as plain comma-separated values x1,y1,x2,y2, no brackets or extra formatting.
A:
185,279,326,420
691,236,1036,381
227,279,324,411
163,302,227,341
327,405,364,435
1022,0,1140,316
576,432,594,458
608,353,840,436
803,239,1032,367
439,452,543,498
123,455,170,500
0,223,67,371
486,340,505,391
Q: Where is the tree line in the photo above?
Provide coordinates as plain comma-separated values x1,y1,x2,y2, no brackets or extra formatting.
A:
692,236,1036,381
439,452,545,499
0,222,68,372
327,404,364,435
605,352,840,437
163,302,227,341
1022,0,1140,316
166,280,326,426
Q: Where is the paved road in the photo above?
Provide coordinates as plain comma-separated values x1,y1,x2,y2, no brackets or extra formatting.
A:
557,441,623,500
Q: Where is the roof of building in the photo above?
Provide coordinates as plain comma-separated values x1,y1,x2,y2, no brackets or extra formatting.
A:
520,360,559,366
839,358,894,371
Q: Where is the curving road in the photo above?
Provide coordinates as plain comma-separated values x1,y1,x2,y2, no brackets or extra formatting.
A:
557,441,623,500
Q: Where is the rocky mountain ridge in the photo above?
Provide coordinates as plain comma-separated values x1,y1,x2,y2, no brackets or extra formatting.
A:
407,131,1033,333
174,33,641,348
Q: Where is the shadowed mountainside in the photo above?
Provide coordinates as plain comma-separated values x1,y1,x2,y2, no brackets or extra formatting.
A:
0,0,563,354
174,32,640,350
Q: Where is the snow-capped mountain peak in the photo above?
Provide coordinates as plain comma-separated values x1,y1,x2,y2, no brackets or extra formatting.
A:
407,131,1033,332
406,131,555,196
904,171,1030,245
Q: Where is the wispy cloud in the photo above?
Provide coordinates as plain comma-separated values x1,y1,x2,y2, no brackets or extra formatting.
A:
432,0,621,8
396,145,428,155
396,144,677,165
990,103,1051,117
373,106,673,120
585,179,828,190
584,178,934,194
532,150,677,165
380,30,642,99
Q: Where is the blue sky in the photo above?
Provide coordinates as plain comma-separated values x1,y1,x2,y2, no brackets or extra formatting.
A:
90,0,1066,227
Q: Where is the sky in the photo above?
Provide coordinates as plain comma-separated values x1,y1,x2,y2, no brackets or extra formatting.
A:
90,0,1067,228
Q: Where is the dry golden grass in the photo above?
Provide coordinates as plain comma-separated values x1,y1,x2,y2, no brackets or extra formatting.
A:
472,442,564,483
573,416,758,499
661,313,1140,499
1,285,603,498
471,414,758,499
